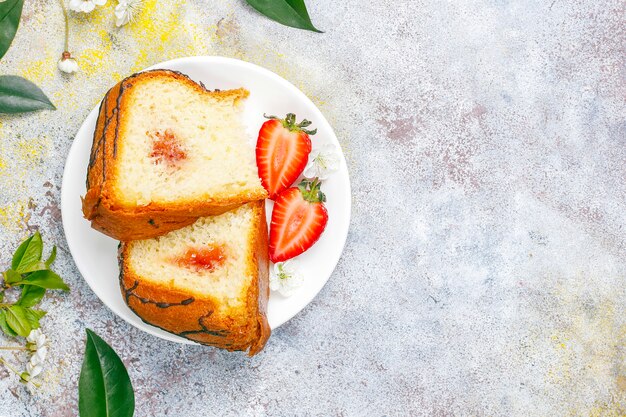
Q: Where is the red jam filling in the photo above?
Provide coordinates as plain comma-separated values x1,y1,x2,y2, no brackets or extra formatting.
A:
176,246,226,272
148,129,186,165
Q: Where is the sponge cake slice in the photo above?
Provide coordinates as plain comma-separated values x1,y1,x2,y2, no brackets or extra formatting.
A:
82,69,268,241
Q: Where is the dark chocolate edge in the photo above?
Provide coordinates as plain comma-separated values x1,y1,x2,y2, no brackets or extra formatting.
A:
85,69,225,217
117,244,235,345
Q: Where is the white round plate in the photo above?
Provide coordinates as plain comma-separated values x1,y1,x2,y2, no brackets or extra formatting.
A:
61,56,351,344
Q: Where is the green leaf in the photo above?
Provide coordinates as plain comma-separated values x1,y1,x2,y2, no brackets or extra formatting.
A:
17,285,46,307
18,270,69,291
11,232,43,273
20,261,47,273
0,310,17,337
23,308,45,329
3,269,21,284
45,245,57,268
245,0,322,32
0,75,55,114
79,329,135,417
5,305,31,336
0,0,25,60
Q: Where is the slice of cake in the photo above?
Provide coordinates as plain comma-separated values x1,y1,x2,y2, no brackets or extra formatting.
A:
82,69,268,241
119,201,270,355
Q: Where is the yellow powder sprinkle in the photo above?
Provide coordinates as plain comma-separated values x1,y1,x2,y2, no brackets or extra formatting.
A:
0,200,29,233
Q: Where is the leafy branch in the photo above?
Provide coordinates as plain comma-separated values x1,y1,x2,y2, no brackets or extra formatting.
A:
0,231,69,338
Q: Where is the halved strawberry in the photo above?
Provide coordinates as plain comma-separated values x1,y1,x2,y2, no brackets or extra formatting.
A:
256,113,316,200
269,178,328,263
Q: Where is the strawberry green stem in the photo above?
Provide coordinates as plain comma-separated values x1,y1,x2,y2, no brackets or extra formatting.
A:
264,113,317,135
297,178,326,203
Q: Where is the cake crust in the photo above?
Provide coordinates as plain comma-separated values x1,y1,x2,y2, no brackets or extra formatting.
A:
82,69,268,241
118,201,271,356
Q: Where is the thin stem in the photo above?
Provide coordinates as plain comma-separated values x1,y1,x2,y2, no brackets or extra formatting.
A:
0,346,28,351
0,357,41,388
58,0,69,51
0,357,21,376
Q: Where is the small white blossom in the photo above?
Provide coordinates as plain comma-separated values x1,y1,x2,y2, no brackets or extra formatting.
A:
303,144,341,180
270,261,304,297
26,362,43,378
26,329,47,349
58,52,79,74
33,346,48,363
69,0,107,13
23,329,48,381
115,0,144,27
26,329,42,344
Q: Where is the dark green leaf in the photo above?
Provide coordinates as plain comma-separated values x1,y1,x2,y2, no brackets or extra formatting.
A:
0,291,3,302
5,305,30,336
245,0,322,32
17,285,46,307
0,75,55,114
0,310,17,337
18,270,69,291
23,308,45,329
0,0,25,60
3,269,21,284
45,245,57,268
79,329,135,417
12,232,43,273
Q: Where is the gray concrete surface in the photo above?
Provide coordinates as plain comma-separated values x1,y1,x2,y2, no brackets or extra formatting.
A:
0,0,624,415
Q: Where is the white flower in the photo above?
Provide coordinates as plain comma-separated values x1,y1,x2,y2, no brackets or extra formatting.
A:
24,328,48,380
69,0,106,13
303,144,341,180
33,346,48,363
27,329,47,350
26,329,42,344
26,362,43,378
58,52,79,74
270,261,304,297
115,0,144,27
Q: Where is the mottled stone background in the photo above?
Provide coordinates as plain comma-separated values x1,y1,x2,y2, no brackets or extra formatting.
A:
0,0,624,415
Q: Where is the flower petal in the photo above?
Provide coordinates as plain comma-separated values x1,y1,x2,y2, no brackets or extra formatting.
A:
26,329,41,343
270,260,303,296
68,0,84,12
58,57,79,73
81,1,96,13
29,365,43,378
116,14,130,27
36,334,47,348
36,346,48,362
